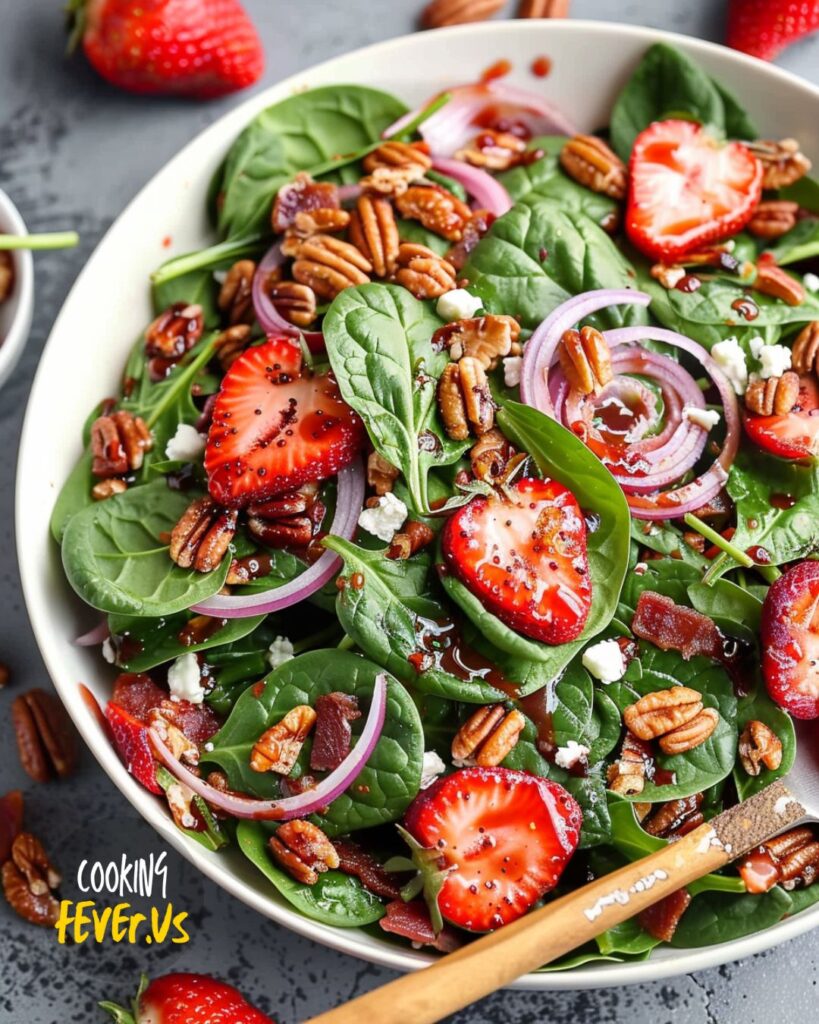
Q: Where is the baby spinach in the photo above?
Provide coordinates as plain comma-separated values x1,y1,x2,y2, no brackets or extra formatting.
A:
608,644,738,802
237,821,385,927
670,887,792,948
553,661,622,765
61,479,230,616
620,559,701,615
206,651,424,834
595,917,660,958
631,518,708,569
688,579,763,637
463,199,648,331
763,216,819,267
324,284,467,515
51,450,94,543
151,268,221,329
216,85,407,239
733,687,796,800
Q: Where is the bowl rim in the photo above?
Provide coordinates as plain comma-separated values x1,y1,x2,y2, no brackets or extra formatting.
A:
17,18,819,990
0,188,34,388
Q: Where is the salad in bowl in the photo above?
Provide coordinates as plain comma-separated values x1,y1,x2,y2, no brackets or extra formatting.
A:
51,40,819,969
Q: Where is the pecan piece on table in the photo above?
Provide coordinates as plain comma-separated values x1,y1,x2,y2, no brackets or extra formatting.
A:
348,195,400,278
558,326,613,395
214,324,252,372
744,372,800,416
748,138,812,190
90,410,153,478
395,242,457,299
791,321,819,375
738,720,783,776
387,520,436,560
169,496,238,573
421,0,505,28
0,251,13,303
269,819,339,885
395,185,472,242
2,832,61,927
451,705,526,767
272,173,340,234
310,692,361,772
267,281,318,328
433,314,521,370
753,259,806,306
560,134,628,200
747,200,800,240
145,302,204,359
12,689,78,783
250,705,317,775
456,129,528,171
217,260,256,326
437,357,495,440
291,233,372,301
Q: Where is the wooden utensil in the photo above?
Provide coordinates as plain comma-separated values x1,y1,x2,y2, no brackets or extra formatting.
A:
305,719,819,1024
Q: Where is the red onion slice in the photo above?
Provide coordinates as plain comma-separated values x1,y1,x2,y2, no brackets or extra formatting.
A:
76,620,109,647
431,157,512,216
190,459,365,619
251,242,324,353
149,674,388,821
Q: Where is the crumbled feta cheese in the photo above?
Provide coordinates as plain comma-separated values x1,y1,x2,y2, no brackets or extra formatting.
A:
268,636,295,670
102,637,116,664
203,741,214,753
503,355,522,388
165,423,206,462
748,336,765,359
804,272,819,293
420,750,447,790
711,337,748,394
554,741,590,770
358,492,408,543
634,562,648,576
582,638,627,684
683,406,721,431
436,289,483,322
756,343,792,380
168,653,205,704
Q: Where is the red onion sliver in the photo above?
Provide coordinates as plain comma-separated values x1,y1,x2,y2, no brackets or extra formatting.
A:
431,157,512,216
190,459,365,618
251,242,324,353
75,620,109,647
149,674,388,821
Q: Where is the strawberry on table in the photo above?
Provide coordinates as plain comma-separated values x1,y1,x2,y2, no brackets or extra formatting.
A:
403,767,582,932
68,0,264,99
743,374,819,459
727,0,819,61
204,337,365,508
441,476,592,645
101,972,274,1024
626,119,763,263
762,560,819,719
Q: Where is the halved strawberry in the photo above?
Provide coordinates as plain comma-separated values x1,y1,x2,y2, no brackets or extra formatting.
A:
205,337,365,507
762,560,819,719
105,702,161,794
626,119,763,263
403,767,581,932
441,476,592,645
744,374,819,459
727,0,819,61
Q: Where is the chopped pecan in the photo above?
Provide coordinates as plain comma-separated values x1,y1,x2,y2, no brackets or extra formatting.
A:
470,428,512,481
623,687,703,742
638,888,691,943
446,209,495,271
748,138,812,190
558,326,613,395
361,141,432,196
214,324,252,371
267,280,318,328
12,689,78,783
433,314,521,370
560,135,628,201
91,478,128,501
310,692,361,772
643,794,704,839
268,819,339,885
451,705,526,767
169,496,238,573
456,129,527,171
0,251,13,303
90,410,153,477
395,185,472,242
217,260,256,325
226,552,278,584
250,705,317,775
421,0,505,28
650,263,687,290
163,779,200,830
367,451,400,495
388,520,436,560
791,321,819,375
747,200,800,239
291,233,372,301
606,731,649,796
437,357,494,440
148,707,200,767
290,208,350,239
658,707,719,755
145,302,204,359
348,195,400,277
744,371,800,416
754,259,806,306
395,242,457,299
272,173,340,234
2,833,61,927
739,720,783,776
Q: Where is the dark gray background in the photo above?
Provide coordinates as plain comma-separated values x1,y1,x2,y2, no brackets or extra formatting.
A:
1,1,818,1021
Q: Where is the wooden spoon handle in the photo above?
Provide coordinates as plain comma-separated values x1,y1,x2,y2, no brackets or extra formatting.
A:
304,821,728,1024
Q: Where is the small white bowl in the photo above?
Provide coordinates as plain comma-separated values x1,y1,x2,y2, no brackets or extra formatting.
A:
0,190,34,389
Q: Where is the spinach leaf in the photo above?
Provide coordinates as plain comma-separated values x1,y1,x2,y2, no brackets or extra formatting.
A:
51,449,94,543
781,175,819,215
785,883,819,915
324,284,467,515
608,645,738,802
670,887,792,948
462,198,649,332
688,579,763,636
61,479,230,616
206,651,424,834
217,86,407,239
620,559,701,614
552,661,622,765
763,216,819,267
151,269,220,329
596,918,660,958
237,821,385,926
631,518,708,569
733,687,796,799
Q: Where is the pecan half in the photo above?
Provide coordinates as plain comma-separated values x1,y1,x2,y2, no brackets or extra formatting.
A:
748,139,812,190
643,794,704,840
658,707,719,755
247,483,323,549
250,705,317,775
387,520,436,560
395,185,472,242
739,720,783,776
623,687,703,742
367,451,400,495
558,326,613,395
12,689,78,783
268,820,339,885
290,208,350,239
2,833,61,927
455,129,527,171
791,321,819,375
606,731,648,796
145,302,204,359
217,260,256,325
754,259,806,306
433,314,521,370
90,410,153,478
169,496,238,573
437,357,494,440
747,200,800,240
349,195,400,277
560,135,627,200
272,173,340,234
395,242,457,299
361,141,432,196
267,281,318,328
452,705,526,767
214,324,252,371
745,371,800,416
421,0,505,28
470,428,512,481
291,234,372,301
91,478,128,501
0,251,13,303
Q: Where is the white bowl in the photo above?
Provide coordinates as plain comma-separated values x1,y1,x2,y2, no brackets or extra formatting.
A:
0,190,34,389
17,20,819,989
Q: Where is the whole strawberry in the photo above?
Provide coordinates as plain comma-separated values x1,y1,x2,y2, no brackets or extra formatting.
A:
68,0,264,99
101,973,275,1024
727,0,819,60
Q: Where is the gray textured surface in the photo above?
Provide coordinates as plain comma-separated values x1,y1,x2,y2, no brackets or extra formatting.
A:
2,1,819,1021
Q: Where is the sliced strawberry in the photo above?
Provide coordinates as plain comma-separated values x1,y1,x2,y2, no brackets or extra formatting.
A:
404,767,582,932
441,476,592,645
744,374,819,459
111,673,166,721
101,972,274,1024
205,337,365,507
105,702,161,794
762,560,819,719
626,120,763,263
727,0,819,61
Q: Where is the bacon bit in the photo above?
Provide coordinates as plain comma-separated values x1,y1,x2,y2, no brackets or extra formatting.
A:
111,673,167,721
637,888,691,942
157,698,221,745
333,838,404,900
378,899,462,952
310,692,361,772
632,591,724,662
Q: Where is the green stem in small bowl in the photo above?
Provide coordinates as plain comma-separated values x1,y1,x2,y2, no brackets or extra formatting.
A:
0,231,79,251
